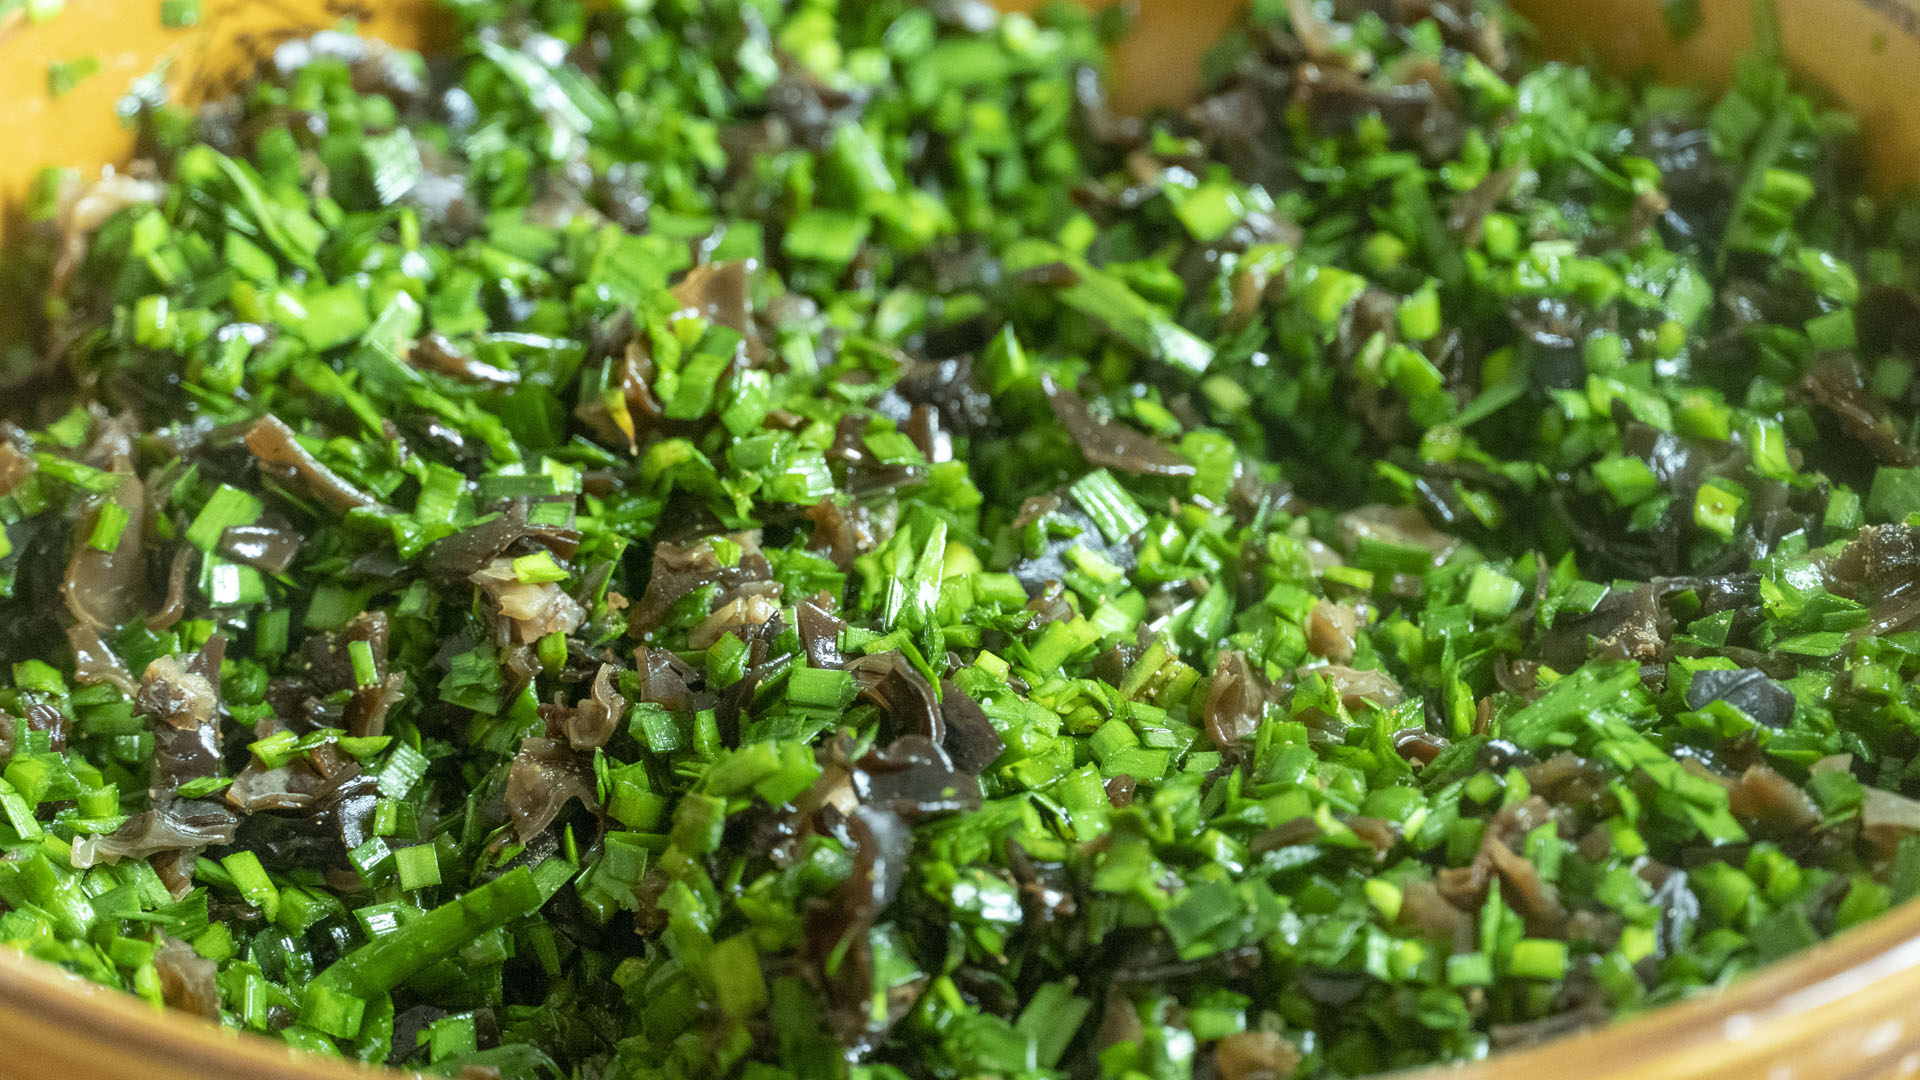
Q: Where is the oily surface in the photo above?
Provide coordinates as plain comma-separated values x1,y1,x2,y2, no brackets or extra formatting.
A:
7,2,1920,1079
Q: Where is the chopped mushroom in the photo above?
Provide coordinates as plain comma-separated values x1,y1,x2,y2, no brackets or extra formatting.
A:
1305,600,1358,661
51,170,166,297
503,737,601,842
11,1,1920,1074
63,472,146,631
154,937,220,1021
1042,374,1196,478
244,416,385,514
471,557,587,644
1204,650,1268,751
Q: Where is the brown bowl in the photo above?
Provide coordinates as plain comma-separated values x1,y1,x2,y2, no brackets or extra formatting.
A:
5,1,1920,1077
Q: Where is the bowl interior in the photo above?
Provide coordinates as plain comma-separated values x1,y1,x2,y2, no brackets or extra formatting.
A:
4,1,1920,1079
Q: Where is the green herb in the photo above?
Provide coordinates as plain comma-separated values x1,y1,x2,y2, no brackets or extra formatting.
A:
159,0,199,27
46,55,99,97
4,0,1920,1077
1662,0,1702,40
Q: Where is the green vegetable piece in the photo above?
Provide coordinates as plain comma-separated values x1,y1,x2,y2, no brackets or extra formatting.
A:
303,866,547,1035
1003,239,1214,373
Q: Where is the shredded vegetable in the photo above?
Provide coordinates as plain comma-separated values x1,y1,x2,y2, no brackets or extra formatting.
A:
3,1,1920,1078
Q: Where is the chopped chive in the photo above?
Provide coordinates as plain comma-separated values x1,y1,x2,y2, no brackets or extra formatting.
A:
512,551,569,583
87,501,131,552
348,638,379,687
394,844,442,891
46,55,100,97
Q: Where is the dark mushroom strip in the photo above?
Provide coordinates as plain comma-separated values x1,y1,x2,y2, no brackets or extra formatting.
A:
503,737,601,843
244,415,386,514
5,0,1920,1072
1042,374,1196,478
217,520,304,574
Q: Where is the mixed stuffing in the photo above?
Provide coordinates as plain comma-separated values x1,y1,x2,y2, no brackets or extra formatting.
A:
4,0,1920,1077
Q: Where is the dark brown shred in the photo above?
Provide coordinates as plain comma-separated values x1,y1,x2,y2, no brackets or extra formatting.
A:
63,472,146,631
1203,650,1267,751
1292,60,1462,162
1042,374,1196,478
856,734,982,820
344,613,403,738
884,356,993,441
1006,839,1078,933
1393,728,1449,766
1251,816,1323,853
19,702,65,758
1008,492,1138,590
1683,667,1794,729
846,652,944,744
828,413,925,496
155,937,220,1021
1305,600,1358,661
226,750,359,813
631,531,774,636
72,800,240,870
1335,504,1458,565
1398,879,1471,943
1484,836,1568,935
937,678,1005,774
802,806,915,1052
225,772,380,871
1830,524,1920,603
138,637,228,807
1315,664,1406,711
687,581,783,650
1521,751,1612,808
0,437,37,496
1023,580,1075,628
1448,162,1526,246
797,595,849,668
504,736,601,842
1793,352,1918,467
634,644,709,714
1436,796,1567,933
422,498,583,580
803,498,890,569
470,558,587,645
669,260,758,344
561,664,627,750
410,332,520,386
1725,763,1820,832
217,519,304,574
244,415,386,514
1348,815,1400,856
138,653,219,733
146,546,197,632
67,622,136,698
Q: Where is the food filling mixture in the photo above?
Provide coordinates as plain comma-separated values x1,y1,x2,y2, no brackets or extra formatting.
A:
5,0,1920,1076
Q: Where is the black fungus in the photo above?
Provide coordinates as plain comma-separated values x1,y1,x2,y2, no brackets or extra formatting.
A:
504,737,601,843
1203,650,1267,752
856,734,982,820
846,652,944,745
802,806,915,1051
422,497,583,580
1684,667,1796,728
631,531,774,637
1042,374,1196,478
245,415,385,514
